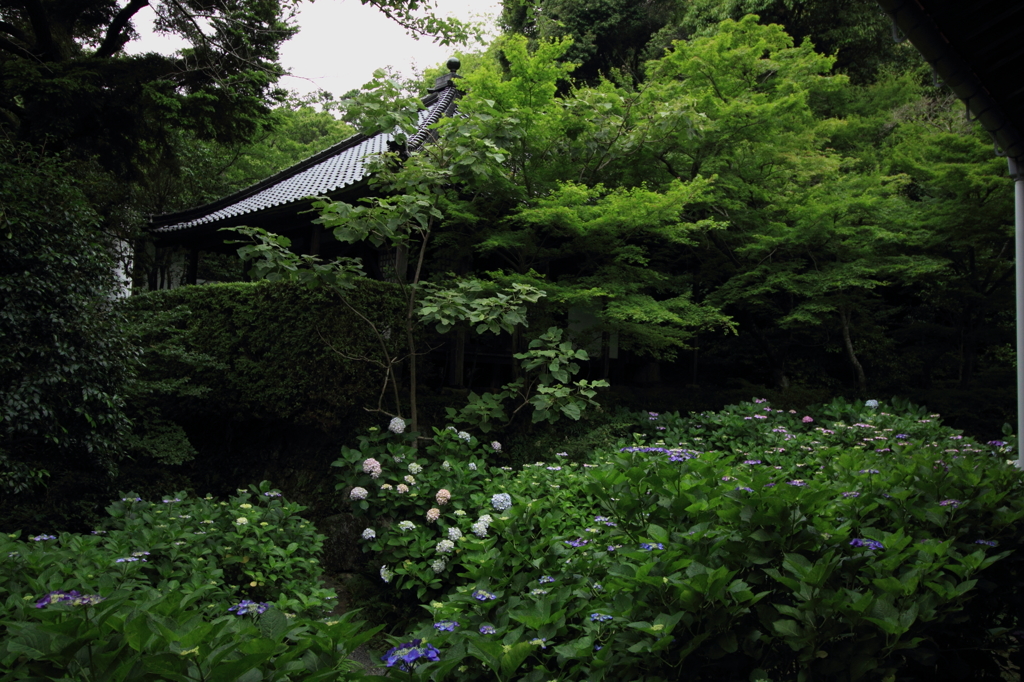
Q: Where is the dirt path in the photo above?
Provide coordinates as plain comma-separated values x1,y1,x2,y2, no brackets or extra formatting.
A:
320,573,388,677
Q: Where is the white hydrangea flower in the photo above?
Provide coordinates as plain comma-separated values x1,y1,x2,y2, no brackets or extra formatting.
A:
458,431,471,443
398,520,416,532
468,463,477,471
235,517,248,526
426,508,441,523
471,521,488,538
362,528,376,540
389,417,406,434
404,475,416,486
441,460,452,471
362,458,382,478
408,462,423,475
380,565,395,583
350,487,368,501
478,514,493,525
436,539,455,553
491,441,502,452
453,509,467,517
431,559,447,574
448,527,463,541
491,493,512,512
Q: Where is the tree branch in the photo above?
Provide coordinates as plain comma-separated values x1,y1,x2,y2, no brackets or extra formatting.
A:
0,20,29,44
20,0,54,59
97,0,151,58
0,32,41,62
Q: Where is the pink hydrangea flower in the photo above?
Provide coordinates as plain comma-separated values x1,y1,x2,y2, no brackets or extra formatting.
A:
350,487,368,501
802,416,814,423
363,458,382,479
426,508,440,523
396,484,409,494
436,489,451,505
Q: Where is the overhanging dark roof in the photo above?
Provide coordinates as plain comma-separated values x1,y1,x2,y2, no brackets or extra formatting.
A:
149,78,460,236
878,0,1024,163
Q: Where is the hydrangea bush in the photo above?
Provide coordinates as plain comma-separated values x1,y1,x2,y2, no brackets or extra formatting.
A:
0,482,381,680
333,423,605,600
375,399,1023,681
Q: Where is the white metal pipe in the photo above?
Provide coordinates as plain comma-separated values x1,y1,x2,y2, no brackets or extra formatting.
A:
1012,157,1024,469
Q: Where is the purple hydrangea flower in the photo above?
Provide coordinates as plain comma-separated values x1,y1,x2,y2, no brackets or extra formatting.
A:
565,538,589,547
479,624,496,634
538,575,555,584
639,542,664,550
433,620,459,632
228,600,270,616
472,589,497,601
849,538,884,551
975,539,998,547
939,499,961,508
34,590,104,608
381,640,440,671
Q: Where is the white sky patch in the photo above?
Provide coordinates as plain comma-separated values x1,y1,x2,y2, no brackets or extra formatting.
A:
126,0,500,98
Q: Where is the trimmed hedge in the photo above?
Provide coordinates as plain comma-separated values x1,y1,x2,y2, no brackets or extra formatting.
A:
124,280,406,431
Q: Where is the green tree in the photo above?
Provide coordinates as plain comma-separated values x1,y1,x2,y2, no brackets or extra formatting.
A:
0,0,473,180
0,142,135,500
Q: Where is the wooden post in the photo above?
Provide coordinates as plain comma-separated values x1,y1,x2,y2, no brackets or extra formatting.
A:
455,328,466,387
310,226,321,256
186,248,199,285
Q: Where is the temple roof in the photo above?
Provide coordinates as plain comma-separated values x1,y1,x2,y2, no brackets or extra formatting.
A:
149,76,460,235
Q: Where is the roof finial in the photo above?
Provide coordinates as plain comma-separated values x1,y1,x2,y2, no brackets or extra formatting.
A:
447,57,461,73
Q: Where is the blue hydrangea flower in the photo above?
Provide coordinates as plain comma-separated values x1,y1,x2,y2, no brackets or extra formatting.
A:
538,575,555,584
564,538,588,547
472,589,497,601
381,640,440,671
479,624,496,634
491,493,512,511
975,539,998,547
433,620,459,632
849,538,884,551
590,613,613,623
228,600,270,616
639,542,664,550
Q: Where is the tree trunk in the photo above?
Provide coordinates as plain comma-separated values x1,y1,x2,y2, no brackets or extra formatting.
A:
839,309,867,395
749,321,789,390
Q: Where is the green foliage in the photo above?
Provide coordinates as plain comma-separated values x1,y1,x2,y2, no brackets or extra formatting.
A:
501,0,920,85
0,142,135,488
0,483,384,680
122,280,406,431
381,398,1022,681
450,327,609,432
418,279,546,335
